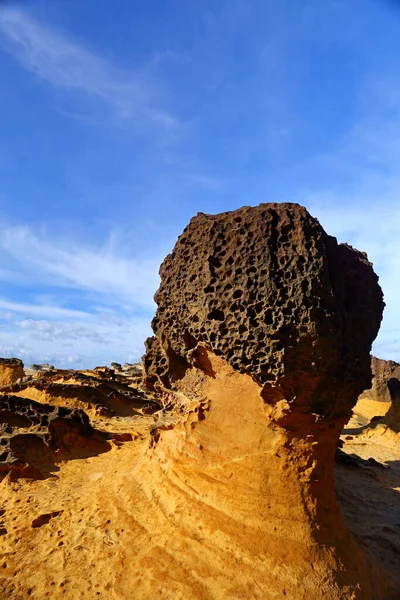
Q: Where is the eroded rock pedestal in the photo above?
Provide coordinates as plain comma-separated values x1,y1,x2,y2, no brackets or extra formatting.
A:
141,203,386,599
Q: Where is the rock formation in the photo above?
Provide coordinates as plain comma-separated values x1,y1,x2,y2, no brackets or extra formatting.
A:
141,203,385,599
359,356,400,433
0,395,95,479
0,352,399,598
0,364,155,481
359,357,400,404
0,358,24,386
26,363,55,375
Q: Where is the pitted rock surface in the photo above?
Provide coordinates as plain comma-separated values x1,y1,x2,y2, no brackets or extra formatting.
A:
0,395,94,478
0,358,23,366
144,203,383,418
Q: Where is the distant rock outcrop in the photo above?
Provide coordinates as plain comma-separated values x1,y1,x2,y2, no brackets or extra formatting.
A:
0,358,24,386
112,362,143,377
359,356,400,433
3,368,151,418
142,203,385,599
359,357,400,404
26,363,55,375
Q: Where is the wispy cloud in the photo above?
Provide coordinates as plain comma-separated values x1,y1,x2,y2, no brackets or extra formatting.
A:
309,196,400,362
0,298,90,320
16,319,107,344
0,7,177,128
301,71,400,362
0,221,161,367
0,223,161,309
178,173,229,193
0,302,152,368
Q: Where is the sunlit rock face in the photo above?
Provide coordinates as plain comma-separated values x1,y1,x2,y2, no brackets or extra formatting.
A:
359,356,400,433
359,357,400,404
0,358,24,386
141,203,386,600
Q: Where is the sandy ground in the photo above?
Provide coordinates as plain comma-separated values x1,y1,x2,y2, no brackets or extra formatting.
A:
0,388,399,599
336,401,400,595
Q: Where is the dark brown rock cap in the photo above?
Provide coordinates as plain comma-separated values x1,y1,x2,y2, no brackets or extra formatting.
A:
0,358,23,366
144,203,384,419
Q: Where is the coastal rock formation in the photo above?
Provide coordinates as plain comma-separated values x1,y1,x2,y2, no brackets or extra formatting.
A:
0,395,95,479
26,363,55,375
0,363,159,483
3,369,151,418
0,355,399,598
359,357,400,404
358,357,400,433
142,203,385,599
144,203,382,414
0,358,24,386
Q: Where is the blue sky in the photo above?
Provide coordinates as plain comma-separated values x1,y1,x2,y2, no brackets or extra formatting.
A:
0,0,399,368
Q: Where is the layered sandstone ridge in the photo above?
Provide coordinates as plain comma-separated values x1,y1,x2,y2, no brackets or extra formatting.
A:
141,203,386,599
0,362,159,481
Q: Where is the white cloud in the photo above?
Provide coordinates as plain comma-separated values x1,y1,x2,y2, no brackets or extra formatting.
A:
0,223,161,368
0,223,161,309
0,298,90,320
0,7,177,128
16,319,107,344
302,117,400,361
0,307,152,369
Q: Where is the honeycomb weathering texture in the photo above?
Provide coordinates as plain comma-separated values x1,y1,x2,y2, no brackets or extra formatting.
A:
140,203,387,599
144,203,384,417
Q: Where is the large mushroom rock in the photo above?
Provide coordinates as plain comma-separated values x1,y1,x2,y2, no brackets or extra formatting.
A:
359,357,400,432
139,203,386,600
0,358,24,386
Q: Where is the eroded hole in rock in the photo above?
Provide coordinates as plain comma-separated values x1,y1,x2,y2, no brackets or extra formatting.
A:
207,310,225,322
31,511,63,528
208,256,222,269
